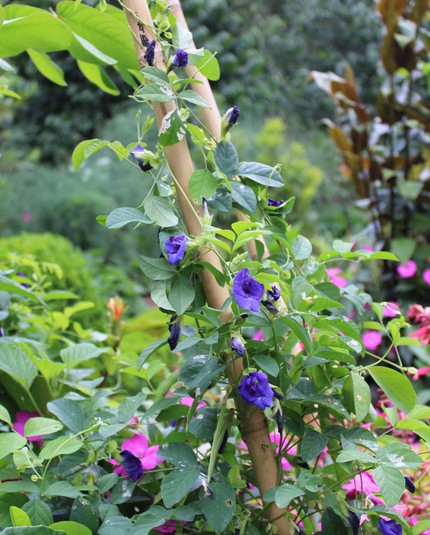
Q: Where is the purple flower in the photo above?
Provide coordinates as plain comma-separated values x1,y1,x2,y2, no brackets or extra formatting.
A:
231,337,245,356
232,269,264,313
171,48,188,68
267,285,280,301
405,476,415,493
0,327,5,337
238,371,274,410
262,300,278,313
377,519,402,535
131,144,152,172
226,106,240,127
165,235,188,265
120,450,143,482
144,40,156,66
168,321,181,351
268,199,284,207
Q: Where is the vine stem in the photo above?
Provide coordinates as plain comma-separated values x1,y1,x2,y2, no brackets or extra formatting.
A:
121,1,290,533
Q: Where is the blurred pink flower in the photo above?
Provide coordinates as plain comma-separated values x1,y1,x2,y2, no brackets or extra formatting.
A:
252,329,265,341
408,304,430,323
326,267,347,288
269,433,297,471
362,330,383,351
410,325,430,345
343,471,379,499
397,260,417,279
154,520,178,533
423,269,430,286
180,397,206,410
383,302,400,318
22,212,32,222
13,411,44,443
409,366,430,380
111,433,164,477
362,245,374,252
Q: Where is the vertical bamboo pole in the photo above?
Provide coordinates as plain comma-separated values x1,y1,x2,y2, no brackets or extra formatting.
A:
122,2,290,533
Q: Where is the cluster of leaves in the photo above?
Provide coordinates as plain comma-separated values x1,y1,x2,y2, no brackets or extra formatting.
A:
313,0,430,301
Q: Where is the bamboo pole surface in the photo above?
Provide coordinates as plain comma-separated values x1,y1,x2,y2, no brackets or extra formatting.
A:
122,2,290,533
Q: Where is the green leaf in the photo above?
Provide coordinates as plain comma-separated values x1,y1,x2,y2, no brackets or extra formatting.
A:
179,89,209,107
159,442,197,469
253,355,279,377
10,507,31,527
188,407,218,441
45,482,82,500
49,521,91,535
141,66,169,84
343,373,371,422
376,443,422,469
0,480,39,494
39,437,83,460
60,343,106,367
190,48,220,81
300,429,328,462
283,317,311,354
150,281,173,312
215,142,238,179
0,5,71,57
199,482,235,532
139,256,176,281
189,169,218,200
77,61,119,95
237,162,283,188
0,341,38,391
106,207,151,229
275,484,305,508
161,468,200,508
373,465,405,507
0,58,16,72
169,275,195,315
158,110,186,147
333,239,354,253
391,237,416,265
292,235,312,260
0,274,42,303
0,404,12,426
133,505,169,534
336,449,376,464
143,196,178,227
368,367,416,413
57,1,138,69
179,355,224,393
24,418,63,438
2,528,64,535
70,498,98,534
230,182,257,212
413,520,430,535
22,499,53,527
47,399,86,434
27,49,66,86
72,138,109,170
135,83,175,102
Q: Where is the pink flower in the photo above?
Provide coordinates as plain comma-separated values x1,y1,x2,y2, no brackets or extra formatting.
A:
22,212,32,222
362,245,374,252
383,302,400,318
180,397,206,410
154,520,178,533
409,366,430,380
252,329,265,341
343,471,379,499
111,433,164,477
423,269,430,286
12,411,44,443
269,433,297,471
408,304,430,323
362,330,383,351
326,267,347,288
410,325,430,345
397,260,417,279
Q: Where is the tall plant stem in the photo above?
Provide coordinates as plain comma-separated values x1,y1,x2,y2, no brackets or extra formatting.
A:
122,1,290,532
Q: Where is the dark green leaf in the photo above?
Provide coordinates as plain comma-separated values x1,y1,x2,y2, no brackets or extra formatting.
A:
139,256,176,281
143,196,178,227
215,142,238,179
373,465,405,507
199,482,235,532
70,497,99,534
137,340,168,370
189,169,218,200
106,207,151,229
300,429,328,462
237,162,283,188
188,407,218,441
22,499,53,527
275,484,305,508
47,399,87,433
161,468,200,508
179,355,224,393
159,442,197,468
230,182,257,212
253,355,279,377
169,275,195,315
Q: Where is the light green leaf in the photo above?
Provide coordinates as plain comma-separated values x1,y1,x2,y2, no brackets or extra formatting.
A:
300,430,328,462
0,433,27,460
150,281,173,311
343,373,371,422
179,89,209,107
24,418,63,438
368,367,416,413
237,162,283,188
292,235,312,260
0,274,42,303
106,207,151,229
49,521,91,535
158,110,186,147
189,169,218,200
391,237,416,264
373,465,405,507
336,450,376,464
169,274,195,315
143,196,178,227
199,481,235,532
135,83,175,102
141,66,169,84
77,60,119,95
215,141,238,179
22,499,53,527
161,468,200,508
0,341,38,390
39,437,83,460
275,484,305,508
27,49,66,86
10,507,31,527
72,138,109,170
137,340,168,370
189,48,220,81
0,404,12,426
253,355,279,377
60,343,106,367
283,317,311,354
139,256,176,281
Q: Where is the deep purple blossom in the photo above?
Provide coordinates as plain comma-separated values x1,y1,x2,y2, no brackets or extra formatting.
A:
262,300,278,314
405,476,415,493
144,40,156,66
165,235,188,265
231,337,245,356
226,106,240,127
348,511,359,535
0,327,5,337
268,199,284,207
238,371,274,410
171,48,188,68
377,519,402,535
232,269,264,312
267,285,281,301
275,410,283,435
120,450,143,482
131,144,153,172
168,321,181,351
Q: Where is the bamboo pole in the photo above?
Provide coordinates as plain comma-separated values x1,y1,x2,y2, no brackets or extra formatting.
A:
122,2,290,533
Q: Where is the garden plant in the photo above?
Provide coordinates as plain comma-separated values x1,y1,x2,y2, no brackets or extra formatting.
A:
0,1,430,534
